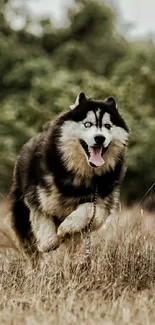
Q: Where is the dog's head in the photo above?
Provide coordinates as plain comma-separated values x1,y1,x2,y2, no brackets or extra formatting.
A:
61,93,129,169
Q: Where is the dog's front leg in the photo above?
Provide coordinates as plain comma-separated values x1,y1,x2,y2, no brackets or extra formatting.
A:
57,203,107,241
30,210,59,252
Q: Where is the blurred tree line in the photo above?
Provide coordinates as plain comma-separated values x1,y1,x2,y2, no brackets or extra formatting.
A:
1,0,155,205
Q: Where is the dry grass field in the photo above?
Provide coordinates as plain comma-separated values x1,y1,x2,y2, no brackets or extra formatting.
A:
1,199,155,325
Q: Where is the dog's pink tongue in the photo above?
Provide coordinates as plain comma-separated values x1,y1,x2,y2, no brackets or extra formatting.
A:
88,147,105,167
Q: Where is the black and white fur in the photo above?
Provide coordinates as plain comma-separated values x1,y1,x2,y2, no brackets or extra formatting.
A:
9,93,129,258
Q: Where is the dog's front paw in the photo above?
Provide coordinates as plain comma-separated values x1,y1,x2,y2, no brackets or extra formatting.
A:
57,211,90,242
57,218,80,242
37,237,59,253
57,224,72,242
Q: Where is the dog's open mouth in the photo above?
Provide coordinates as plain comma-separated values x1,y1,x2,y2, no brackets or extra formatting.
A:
80,140,108,168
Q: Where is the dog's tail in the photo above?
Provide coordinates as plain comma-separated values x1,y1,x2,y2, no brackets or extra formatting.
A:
9,185,39,265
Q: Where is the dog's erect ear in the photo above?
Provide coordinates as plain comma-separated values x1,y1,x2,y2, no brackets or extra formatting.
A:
70,92,87,110
106,97,117,109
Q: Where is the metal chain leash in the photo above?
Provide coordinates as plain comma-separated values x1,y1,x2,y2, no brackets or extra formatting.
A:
85,184,98,266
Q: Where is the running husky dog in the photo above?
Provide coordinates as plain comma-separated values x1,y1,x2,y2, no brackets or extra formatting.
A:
9,93,129,258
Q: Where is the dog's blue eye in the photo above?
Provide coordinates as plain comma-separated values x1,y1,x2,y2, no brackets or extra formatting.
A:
84,122,92,128
104,123,112,130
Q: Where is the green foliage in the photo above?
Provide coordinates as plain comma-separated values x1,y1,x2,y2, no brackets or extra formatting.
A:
1,0,155,204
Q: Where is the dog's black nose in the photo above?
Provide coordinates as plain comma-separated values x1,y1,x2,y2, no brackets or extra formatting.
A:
94,135,105,145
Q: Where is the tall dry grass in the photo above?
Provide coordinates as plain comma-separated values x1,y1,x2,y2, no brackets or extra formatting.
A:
1,204,155,324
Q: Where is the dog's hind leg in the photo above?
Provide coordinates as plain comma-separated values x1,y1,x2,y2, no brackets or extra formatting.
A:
30,210,59,252
9,192,41,268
